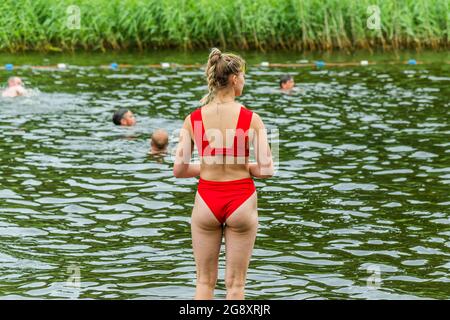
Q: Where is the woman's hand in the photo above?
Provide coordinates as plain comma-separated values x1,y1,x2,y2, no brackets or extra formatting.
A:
247,162,273,178
175,163,200,178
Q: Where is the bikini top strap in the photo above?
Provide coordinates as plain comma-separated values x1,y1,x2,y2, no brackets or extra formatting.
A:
236,106,253,133
233,106,253,156
190,107,207,156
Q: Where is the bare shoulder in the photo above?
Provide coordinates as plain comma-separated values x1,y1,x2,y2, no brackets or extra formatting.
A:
250,111,265,129
183,114,193,133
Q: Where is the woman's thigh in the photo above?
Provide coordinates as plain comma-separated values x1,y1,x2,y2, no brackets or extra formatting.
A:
223,191,258,281
191,192,223,276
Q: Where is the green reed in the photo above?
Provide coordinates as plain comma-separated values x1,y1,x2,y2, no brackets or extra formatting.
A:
0,0,448,52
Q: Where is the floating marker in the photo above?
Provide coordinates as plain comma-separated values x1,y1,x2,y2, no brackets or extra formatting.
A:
5,63,13,71
161,62,170,68
57,63,67,69
298,59,309,64
260,61,269,67
315,61,325,68
110,62,118,69
407,59,417,65
360,60,369,66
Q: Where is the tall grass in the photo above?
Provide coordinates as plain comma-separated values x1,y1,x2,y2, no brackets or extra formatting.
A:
0,0,448,52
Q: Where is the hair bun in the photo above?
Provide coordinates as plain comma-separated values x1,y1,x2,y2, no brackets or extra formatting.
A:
209,47,222,64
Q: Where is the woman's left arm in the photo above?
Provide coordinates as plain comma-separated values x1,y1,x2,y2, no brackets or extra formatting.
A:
173,116,200,178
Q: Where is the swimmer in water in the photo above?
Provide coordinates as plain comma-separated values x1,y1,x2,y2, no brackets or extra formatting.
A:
173,48,274,300
2,77,27,97
149,129,169,155
279,74,295,92
112,108,136,126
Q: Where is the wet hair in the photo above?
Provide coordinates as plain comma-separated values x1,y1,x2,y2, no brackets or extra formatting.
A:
279,74,293,88
112,108,129,125
151,129,169,150
200,48,246,105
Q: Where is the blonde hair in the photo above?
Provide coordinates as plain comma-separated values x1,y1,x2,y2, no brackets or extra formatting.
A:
200,48,246,105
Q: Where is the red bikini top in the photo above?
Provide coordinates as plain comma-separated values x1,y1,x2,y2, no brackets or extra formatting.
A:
190,105,253,157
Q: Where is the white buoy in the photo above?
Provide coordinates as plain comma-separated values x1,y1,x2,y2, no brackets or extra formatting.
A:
57,63,67,69
260,61,270,67
161,62,170,68
298,59,309,64
360,60,369,66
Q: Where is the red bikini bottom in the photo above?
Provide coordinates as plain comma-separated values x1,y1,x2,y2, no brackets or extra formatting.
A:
197,177,256,224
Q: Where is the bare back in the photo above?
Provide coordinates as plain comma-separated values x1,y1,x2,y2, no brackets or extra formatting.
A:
188,102,256,181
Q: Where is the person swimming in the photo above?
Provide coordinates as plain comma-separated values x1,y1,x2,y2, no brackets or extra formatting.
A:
2,77,27,97
279,74,295,91
112,108,136,126
173,48,274,300
149,129,169,154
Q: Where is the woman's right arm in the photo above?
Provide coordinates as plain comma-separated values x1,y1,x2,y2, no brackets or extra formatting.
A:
248,113,274,178
173,116,200,178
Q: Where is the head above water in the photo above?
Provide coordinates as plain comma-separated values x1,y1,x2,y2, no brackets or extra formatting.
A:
112,108,136,126
8,76,23,87
280,74,294,90
200,48,246,105
150,129,169,153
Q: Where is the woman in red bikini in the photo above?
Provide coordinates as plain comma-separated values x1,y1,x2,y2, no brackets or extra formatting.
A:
173,48,274,300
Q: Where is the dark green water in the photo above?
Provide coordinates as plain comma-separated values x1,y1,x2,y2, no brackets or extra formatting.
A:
0,51,449,299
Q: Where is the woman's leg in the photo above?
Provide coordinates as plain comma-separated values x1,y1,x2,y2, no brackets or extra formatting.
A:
223,191,258,300
191,191,223,299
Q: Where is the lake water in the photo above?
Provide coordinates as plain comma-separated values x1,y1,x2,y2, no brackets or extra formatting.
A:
0,51,449,299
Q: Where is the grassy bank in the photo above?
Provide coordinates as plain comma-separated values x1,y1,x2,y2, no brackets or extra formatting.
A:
0,0,448,52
